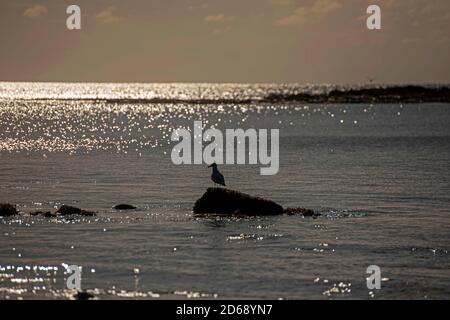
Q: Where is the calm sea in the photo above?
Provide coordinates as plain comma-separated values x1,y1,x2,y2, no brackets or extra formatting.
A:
0,82,449,299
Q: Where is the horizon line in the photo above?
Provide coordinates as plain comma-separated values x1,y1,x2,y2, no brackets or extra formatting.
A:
1,80,450,87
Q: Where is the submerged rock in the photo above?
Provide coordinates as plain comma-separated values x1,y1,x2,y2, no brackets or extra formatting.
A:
30,211,57,218
194,188,284,216
283,207,320,218
74,290,95,300
44,212,58,218
29,207,93,218
56,205,96,217
114,204,137,210
0,203,18,217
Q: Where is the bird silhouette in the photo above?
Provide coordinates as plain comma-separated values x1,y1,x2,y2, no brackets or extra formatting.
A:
208,163,226,187
367,76,376,84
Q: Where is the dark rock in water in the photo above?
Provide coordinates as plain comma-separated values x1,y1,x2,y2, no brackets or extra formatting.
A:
43,212,58,218
114,204,137,210
57,205,81,215
0,203,18,217
56,205,96,217
193,188,318,217
30,211,57,218
30,210,50,216
74,290,94,300
284,207,320,218
194,188,284,216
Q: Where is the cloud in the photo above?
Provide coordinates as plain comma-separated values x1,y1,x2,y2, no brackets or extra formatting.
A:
205,13,235,23
23,5,48,18
213,25,233,35
276,7,308,26
95,6,122,24
268,0,293,5
276,0,342,26
205,13,235,35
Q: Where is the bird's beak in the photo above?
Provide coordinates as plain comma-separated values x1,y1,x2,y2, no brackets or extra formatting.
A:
207,164,212,168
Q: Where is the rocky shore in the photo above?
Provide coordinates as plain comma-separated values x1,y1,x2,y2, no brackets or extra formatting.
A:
1,189,318,218
264,85,450,104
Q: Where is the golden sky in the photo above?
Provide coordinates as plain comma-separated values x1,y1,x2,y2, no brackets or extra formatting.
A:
1,0,449,83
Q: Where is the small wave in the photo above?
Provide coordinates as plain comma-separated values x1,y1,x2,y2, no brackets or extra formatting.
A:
317,208,371,219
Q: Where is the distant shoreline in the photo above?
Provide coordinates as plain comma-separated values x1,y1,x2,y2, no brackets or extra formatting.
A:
264,85,450,104
5,85,449,104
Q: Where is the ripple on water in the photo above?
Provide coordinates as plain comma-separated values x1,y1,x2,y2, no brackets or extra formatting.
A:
0,263,219,300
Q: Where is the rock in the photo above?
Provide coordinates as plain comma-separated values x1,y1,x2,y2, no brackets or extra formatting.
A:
56,205,96,217
114,204,137,210
193,188,284,216
43,212,58,218
284,207,320,218
193,188,318,217
30,211,57,218
0,203,18,217
74,290,94,300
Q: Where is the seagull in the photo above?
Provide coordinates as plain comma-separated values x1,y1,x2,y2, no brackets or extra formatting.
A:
208,163,226,187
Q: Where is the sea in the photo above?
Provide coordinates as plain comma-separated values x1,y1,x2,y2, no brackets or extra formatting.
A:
0,82,449,299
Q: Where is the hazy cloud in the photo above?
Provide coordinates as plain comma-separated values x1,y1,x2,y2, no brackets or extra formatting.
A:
205,13,235,23
268,0,293,5
213,25,233,35
276,0,342,26
2,0,449,83
96,6,122,24
205,13,235,35
23,4,48,18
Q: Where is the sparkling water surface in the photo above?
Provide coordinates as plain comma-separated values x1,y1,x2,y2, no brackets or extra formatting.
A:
1,82,449,299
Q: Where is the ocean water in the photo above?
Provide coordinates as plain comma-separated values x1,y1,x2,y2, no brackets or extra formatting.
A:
0,82,449,299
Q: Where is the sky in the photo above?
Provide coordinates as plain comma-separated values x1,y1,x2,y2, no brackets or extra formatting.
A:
1,0,449,84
